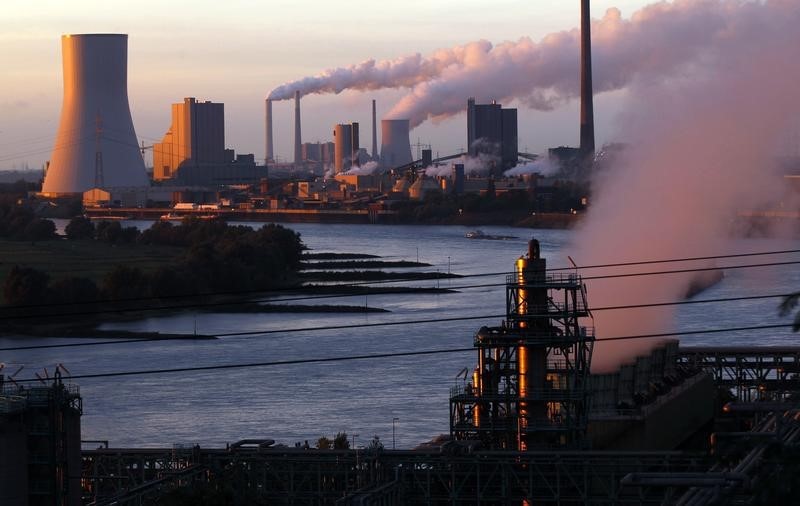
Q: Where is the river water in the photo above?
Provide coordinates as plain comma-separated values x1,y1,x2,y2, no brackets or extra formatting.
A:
1,223,799,448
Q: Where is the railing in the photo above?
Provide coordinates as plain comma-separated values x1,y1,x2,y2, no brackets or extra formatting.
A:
505,272,582,286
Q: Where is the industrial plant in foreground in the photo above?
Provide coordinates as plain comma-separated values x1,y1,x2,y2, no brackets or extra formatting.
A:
2,241,799,504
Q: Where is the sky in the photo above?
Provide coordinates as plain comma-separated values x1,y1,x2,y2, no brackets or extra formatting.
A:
0,0,658,169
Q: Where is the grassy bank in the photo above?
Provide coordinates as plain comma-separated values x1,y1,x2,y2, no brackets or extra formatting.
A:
0,238,182,287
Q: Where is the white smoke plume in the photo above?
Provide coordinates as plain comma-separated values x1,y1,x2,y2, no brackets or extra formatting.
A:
571,0,800,373
423,164,450,178
269,1,799,130
267,40,493,100
504,158,559,177
342,161,380,176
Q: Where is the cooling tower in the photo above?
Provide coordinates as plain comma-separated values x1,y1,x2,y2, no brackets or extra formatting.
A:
580,0,596,155
380,119,413,168
294,90,302,165
265,98,274,163
42,34,149,194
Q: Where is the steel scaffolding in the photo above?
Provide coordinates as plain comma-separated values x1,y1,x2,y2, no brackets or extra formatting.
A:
450,239,594,450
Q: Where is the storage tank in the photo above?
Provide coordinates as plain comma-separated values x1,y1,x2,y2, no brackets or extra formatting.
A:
380,119,413,168
42,34,149,195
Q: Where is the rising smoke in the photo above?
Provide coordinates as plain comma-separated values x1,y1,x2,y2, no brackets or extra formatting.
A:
267,40,493,101
268,1,796,129
503,159,559,178
572,0,800,372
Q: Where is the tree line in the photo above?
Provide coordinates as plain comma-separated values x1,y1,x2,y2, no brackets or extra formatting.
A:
3,215,304,309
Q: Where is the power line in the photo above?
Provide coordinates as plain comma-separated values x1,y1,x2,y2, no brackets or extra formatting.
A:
6,247,800,313
1,291,793,352
5,258,796,322
10,323,796,383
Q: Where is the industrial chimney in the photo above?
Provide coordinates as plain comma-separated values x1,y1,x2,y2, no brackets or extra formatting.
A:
294,90,302,165
371,99,378,160
42,34,149,194
380,119,413,168
580,0,596,156
265,98,274,163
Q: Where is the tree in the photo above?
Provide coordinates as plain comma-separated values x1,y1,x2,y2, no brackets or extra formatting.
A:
102,265,148,300
316,436,332,450
367,435,384,452
65,216,95,240
24,218,56,242
3,265,49,305
48,277,99,304
96,221,123,244
333,432,350,450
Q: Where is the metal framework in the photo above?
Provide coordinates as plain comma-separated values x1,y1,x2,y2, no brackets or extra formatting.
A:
1,376,83,506
678,346,800,402
80,447,705,505
450,240,594,449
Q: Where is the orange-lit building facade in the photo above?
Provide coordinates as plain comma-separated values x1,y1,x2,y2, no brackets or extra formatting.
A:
153,97,225,181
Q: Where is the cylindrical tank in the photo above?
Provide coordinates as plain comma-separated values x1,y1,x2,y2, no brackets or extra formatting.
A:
333,124,354,174
43,34,149,194
380,119,413,168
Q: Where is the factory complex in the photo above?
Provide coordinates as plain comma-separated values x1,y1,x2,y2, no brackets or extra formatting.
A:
35,33,594,222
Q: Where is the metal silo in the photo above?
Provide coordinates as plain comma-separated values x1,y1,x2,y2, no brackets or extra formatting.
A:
42,34,149,194
380,119,413,169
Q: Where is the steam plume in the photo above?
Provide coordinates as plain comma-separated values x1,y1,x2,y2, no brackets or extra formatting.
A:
572,0,800,372
268,40,492,100
269,1,800,129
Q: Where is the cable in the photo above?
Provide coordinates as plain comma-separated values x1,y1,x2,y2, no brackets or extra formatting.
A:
9,323,796,383
6,249,800,309
6,247,800,313
3,258,796,322
0,291,793,352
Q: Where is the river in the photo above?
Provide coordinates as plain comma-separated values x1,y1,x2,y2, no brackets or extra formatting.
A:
1,223,799,448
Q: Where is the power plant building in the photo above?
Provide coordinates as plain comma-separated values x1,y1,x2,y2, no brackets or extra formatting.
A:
153,97,225,181
42,34,149,196
153,98,266,185
466,98,518,174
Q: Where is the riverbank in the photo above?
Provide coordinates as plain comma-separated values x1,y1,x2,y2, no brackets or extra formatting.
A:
84,206,583,229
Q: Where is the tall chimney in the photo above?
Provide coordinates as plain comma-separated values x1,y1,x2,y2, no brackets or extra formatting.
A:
265,98,274,163
580,0,595,156
371,99,378,160
294,90,302,165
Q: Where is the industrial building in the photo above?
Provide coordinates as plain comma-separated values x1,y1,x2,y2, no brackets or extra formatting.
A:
152,97,225,180
0,375,82,506
41,34,149,196
301,141,335,169
152,98,266,185
333,123,360,174
466,98,518,175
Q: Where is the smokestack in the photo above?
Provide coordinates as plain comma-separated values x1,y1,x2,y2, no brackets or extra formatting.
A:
371,99,378,160
265,98,274,163
42,34,148,194
294,90,302,165
580,0,596,155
